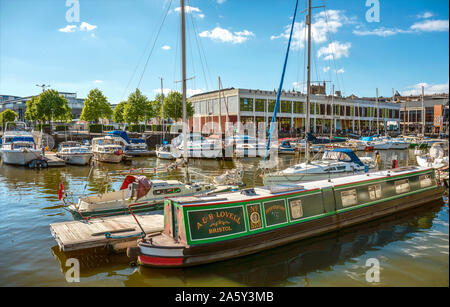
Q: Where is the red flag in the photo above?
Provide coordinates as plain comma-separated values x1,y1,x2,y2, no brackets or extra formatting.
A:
58,181,64,200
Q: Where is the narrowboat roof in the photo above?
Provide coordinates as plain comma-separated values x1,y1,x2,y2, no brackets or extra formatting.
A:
169,166,430,207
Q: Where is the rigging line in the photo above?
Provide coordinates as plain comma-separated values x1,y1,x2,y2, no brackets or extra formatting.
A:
321,2,345,96
188,0,213,91
265,0,300,162
187,3,208,91
186,10,197,90
136,0,173,90
120,0,172,101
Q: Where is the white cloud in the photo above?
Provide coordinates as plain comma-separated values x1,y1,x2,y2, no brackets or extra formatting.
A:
80,22,97,31
174,6,204,18
317,41,351,60
401,82,449,96
417,12,434,19
59,25,77,33
271,10,353,50
217,0,226,4
410,19,449,32
323,66,330,72
353,27,410,37
335,68,345,74
94,80,103,84
199,27,254,44
153,88,172,95
161,45,171,50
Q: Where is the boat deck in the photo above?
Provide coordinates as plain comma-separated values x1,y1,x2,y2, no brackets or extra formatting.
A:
50,211,163,251
44,152,66,166
172,166,427,206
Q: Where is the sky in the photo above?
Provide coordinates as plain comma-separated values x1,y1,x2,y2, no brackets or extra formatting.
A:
1,0,449,105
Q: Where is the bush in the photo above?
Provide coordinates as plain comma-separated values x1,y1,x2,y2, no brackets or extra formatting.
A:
88,124,114,133
34,124,51,131
55,125,69,132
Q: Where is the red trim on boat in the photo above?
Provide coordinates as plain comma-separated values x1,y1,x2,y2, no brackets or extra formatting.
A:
138,255,184,266
180,188,321,207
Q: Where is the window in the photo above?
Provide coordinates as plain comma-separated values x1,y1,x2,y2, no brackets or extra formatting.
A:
281,101,291,113
240,98,253,112
395,179,410,194
255,99,265,112
268,100,278,112
419,174,433,188
293,101,303,113
341,189,358,207
290,199,303,219
368,184,382,200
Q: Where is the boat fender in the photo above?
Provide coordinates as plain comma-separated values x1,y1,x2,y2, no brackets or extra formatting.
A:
364,165,369,173
126,246,141,260
391,159,398,169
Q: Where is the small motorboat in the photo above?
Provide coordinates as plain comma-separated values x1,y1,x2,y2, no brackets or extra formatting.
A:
56,141,92,165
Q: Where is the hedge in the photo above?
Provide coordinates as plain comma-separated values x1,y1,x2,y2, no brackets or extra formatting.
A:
88,124,114,133
128,124,163,132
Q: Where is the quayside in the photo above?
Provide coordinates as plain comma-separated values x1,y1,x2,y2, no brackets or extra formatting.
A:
130,166,445,268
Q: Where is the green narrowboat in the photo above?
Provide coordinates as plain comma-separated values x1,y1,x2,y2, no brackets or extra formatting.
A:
130,166,444,268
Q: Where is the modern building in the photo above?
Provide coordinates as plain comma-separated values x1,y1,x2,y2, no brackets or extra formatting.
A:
188,88,401,134
399,94,449,135
0,92,85,121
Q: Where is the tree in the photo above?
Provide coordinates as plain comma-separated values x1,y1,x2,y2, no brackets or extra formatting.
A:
80,88,112,122
123,89,154,124
0,109,18,124
162,91,194,121
25,96,39,122
112,101,127,123
152,93,164,118
35,90,72,123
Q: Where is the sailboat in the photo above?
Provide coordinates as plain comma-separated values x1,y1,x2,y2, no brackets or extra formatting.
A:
129,0,444,268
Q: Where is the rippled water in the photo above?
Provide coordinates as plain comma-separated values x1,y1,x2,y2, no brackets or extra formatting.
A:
0,149,448,286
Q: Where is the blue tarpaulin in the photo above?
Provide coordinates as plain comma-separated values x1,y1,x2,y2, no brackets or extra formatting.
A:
107,130,130,144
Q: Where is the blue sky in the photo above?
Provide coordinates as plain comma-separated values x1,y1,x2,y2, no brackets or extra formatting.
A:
1,0,448,104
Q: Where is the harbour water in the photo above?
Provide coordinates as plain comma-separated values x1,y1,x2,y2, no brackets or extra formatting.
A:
0,149,448,286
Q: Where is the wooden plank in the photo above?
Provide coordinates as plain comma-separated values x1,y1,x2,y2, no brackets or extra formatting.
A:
50,213,164,252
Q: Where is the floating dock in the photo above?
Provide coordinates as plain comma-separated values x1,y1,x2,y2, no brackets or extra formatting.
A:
50,211,164,252
44,152,66,167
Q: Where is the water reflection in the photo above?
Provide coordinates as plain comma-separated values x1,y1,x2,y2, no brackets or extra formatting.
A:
50,200,444,286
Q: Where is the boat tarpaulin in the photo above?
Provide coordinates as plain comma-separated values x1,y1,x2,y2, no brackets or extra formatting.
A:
119,175,151,200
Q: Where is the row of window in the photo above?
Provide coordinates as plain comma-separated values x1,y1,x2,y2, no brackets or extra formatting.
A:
153,187,182,196
240,98,399,118
340,175,433,207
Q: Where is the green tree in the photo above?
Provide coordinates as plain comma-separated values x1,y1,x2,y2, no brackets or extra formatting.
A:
35,90,72,123
152,93,164,118
123,89,154,124
162,91,194,121
25,96,39,122
80,88,112,122
112,101,127,123
0,109,18,124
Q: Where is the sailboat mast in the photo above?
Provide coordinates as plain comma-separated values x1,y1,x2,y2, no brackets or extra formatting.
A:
376,88,379,135
421,85,425,136
160,77,164,143
180,0,188,181
330,84,334,140
305,0,312,162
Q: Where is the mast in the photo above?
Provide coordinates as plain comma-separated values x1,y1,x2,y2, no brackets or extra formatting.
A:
376,88,379,135
305,0,312,162
421,85,425,136
180,0,188,182
218,77,222,134
330,84,334,140
160,77,164,144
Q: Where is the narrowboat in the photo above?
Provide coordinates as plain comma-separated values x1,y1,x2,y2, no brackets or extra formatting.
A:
130,166,444,268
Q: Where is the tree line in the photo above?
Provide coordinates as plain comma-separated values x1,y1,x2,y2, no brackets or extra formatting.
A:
3,88,195,125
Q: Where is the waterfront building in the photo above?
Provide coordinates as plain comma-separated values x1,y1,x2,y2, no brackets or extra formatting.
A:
188,88,401,135
0,92,85,121
399,94,449,135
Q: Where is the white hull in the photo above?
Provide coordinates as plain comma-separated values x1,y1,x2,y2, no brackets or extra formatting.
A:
263,170,365,184
0,149,41,166
93,152,123,163
156,150,177,160
372,142,392,150
58,153,92,165
416,155,448,169
390,142,409,150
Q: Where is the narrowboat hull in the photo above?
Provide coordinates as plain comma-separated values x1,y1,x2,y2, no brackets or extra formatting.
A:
137,185,443,268
133,167,444,268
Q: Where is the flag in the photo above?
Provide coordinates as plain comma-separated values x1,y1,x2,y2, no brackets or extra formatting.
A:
58,181,64,200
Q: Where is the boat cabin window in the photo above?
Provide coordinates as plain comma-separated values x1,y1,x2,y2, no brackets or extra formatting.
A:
289,199,303,219
419,174,433,188
368,184,382,200
395,179,410,194
341,189,358,207
323,151,351,162
153,188,181,195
